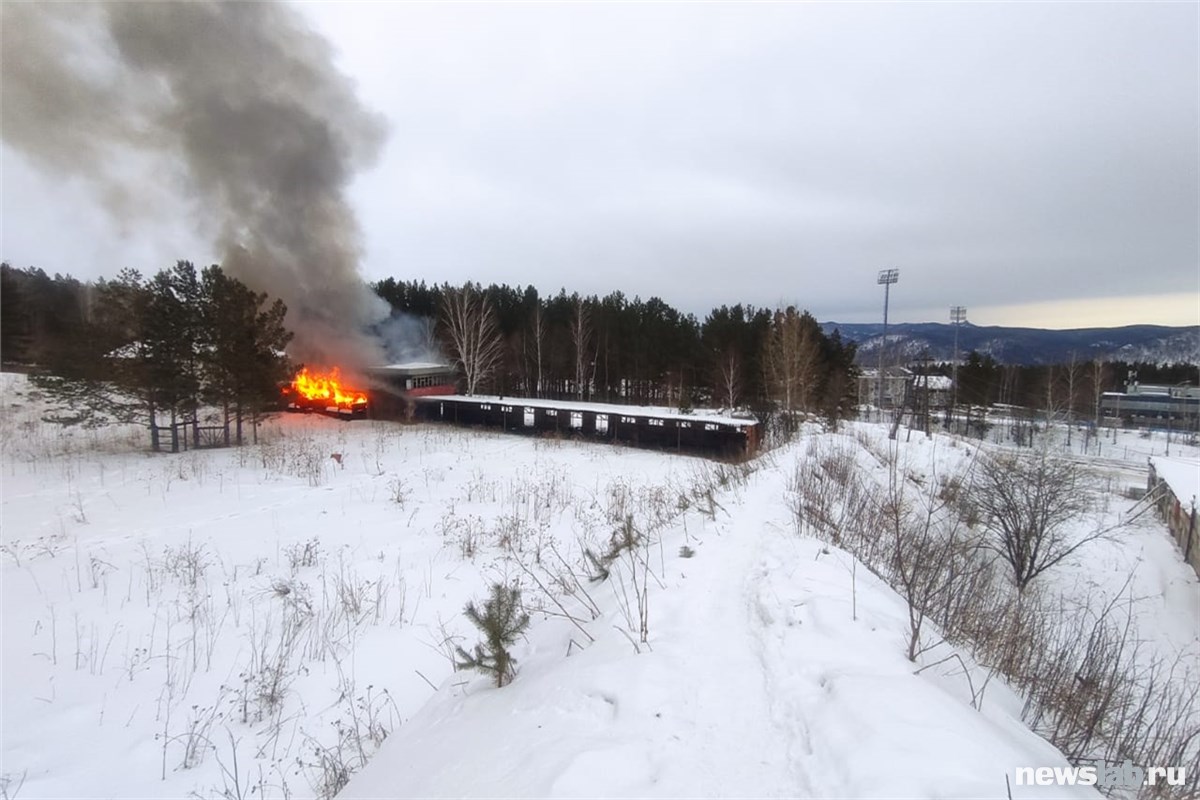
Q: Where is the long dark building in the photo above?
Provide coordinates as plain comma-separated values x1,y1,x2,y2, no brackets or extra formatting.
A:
412,395,759,460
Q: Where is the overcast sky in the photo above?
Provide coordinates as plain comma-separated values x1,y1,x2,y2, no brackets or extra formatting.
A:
3,1,1197,329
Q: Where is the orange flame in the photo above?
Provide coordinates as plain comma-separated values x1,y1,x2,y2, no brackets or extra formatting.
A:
287,367,368,409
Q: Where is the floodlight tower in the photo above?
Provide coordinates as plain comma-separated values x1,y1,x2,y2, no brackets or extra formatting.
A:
876,269,900,412
950,306,967,412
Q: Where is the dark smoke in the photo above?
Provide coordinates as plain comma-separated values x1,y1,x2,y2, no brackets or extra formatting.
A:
1,1,389,367
375,312,444,367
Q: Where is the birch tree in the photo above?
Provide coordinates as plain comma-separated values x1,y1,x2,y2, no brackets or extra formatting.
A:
571,295,593,401
528,300,546,398
440,284,503,396
1061,352,1084,446
764,306,821,418
1091,359,1109,426
717,347,742,411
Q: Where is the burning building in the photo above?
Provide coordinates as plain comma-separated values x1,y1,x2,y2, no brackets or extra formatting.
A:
365,363,459,419
277,362,757,459
281,362,458,420
281,367,371,418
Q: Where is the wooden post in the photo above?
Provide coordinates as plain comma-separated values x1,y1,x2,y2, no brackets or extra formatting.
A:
1185,501,1196,564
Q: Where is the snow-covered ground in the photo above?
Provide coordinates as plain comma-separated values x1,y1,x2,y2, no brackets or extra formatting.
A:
2,372,1197,799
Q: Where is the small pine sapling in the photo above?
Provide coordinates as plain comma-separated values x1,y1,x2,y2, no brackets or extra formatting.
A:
584,515,642,582
455,583,530,687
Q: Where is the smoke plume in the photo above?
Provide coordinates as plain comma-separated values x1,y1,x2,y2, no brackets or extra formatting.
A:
1,1,390,367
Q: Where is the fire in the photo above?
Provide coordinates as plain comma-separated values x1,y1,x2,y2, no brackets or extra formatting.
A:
286,367,368,411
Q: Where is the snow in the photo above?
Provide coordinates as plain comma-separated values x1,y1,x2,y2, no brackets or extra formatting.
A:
373,362,450,371
422,394,758,427
1151,456,1200,506
2,372,1197,799
345,461,1090,798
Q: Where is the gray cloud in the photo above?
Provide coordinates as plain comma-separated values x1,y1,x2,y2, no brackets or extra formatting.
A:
3,2,1196,328
334,2,1197,324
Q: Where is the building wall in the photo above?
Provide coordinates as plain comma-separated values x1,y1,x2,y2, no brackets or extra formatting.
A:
415,398,756,460
1147,464,1199,578
366,369,457,420
857,373,911,408
1101,392,1200,426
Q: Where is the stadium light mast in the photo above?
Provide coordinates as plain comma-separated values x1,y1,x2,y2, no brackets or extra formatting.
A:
950,306,967,413
876,269,900,412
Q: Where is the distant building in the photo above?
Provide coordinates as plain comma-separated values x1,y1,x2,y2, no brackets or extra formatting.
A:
858,366,912,409
858,367,952,410
1100,383,1199,427
923,375,953,410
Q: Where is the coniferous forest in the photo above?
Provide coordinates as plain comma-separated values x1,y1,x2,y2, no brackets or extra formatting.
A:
2,265,857,425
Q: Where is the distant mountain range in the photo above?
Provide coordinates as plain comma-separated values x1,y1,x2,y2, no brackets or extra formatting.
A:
820,322,1200,366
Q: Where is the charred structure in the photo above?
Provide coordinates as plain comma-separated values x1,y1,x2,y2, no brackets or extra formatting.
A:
365,363,458,420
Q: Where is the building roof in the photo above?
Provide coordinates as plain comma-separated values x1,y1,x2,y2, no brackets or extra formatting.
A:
1150,456,1200,506
419,394,757,428
858,366,913,379
368,362,454,377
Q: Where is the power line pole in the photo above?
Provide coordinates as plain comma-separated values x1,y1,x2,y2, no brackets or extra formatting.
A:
876,269,900,416
950,306,967,425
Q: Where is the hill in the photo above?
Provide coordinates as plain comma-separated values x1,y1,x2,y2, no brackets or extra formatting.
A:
822,322,1199,366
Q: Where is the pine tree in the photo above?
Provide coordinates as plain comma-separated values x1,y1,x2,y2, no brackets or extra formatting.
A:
32,262,293,450
31,269,155,433
142,262,205,438
454,583,530,687
200,265,293,444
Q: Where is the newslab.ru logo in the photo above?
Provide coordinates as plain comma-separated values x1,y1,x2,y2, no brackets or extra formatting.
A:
1014,760,1186,789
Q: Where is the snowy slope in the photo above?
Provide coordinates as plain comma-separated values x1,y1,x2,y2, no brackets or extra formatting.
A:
345,456,1095,798
3,372,1197,799
0,374,706,798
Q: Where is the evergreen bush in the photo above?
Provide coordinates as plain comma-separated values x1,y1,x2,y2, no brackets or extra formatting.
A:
454,583,530,687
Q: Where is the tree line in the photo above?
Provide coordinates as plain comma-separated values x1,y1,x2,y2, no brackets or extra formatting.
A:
951,350,1196,420
375,278,859,426
2,261,292,448
7,263,1192,447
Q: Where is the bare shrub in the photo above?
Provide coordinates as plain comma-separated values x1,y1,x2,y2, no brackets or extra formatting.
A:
387,477,411,507
786,442,882,554
785,434,1198,792
975,591,1200,794
299,733,353,800
610,528,653,649
583,515,642,582
436,511,486,560
974,445,1106,591
1,771,27,800
284,537,321,574
163,539,210,588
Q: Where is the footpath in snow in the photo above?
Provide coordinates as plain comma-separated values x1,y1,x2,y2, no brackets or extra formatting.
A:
347,430,1171,798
